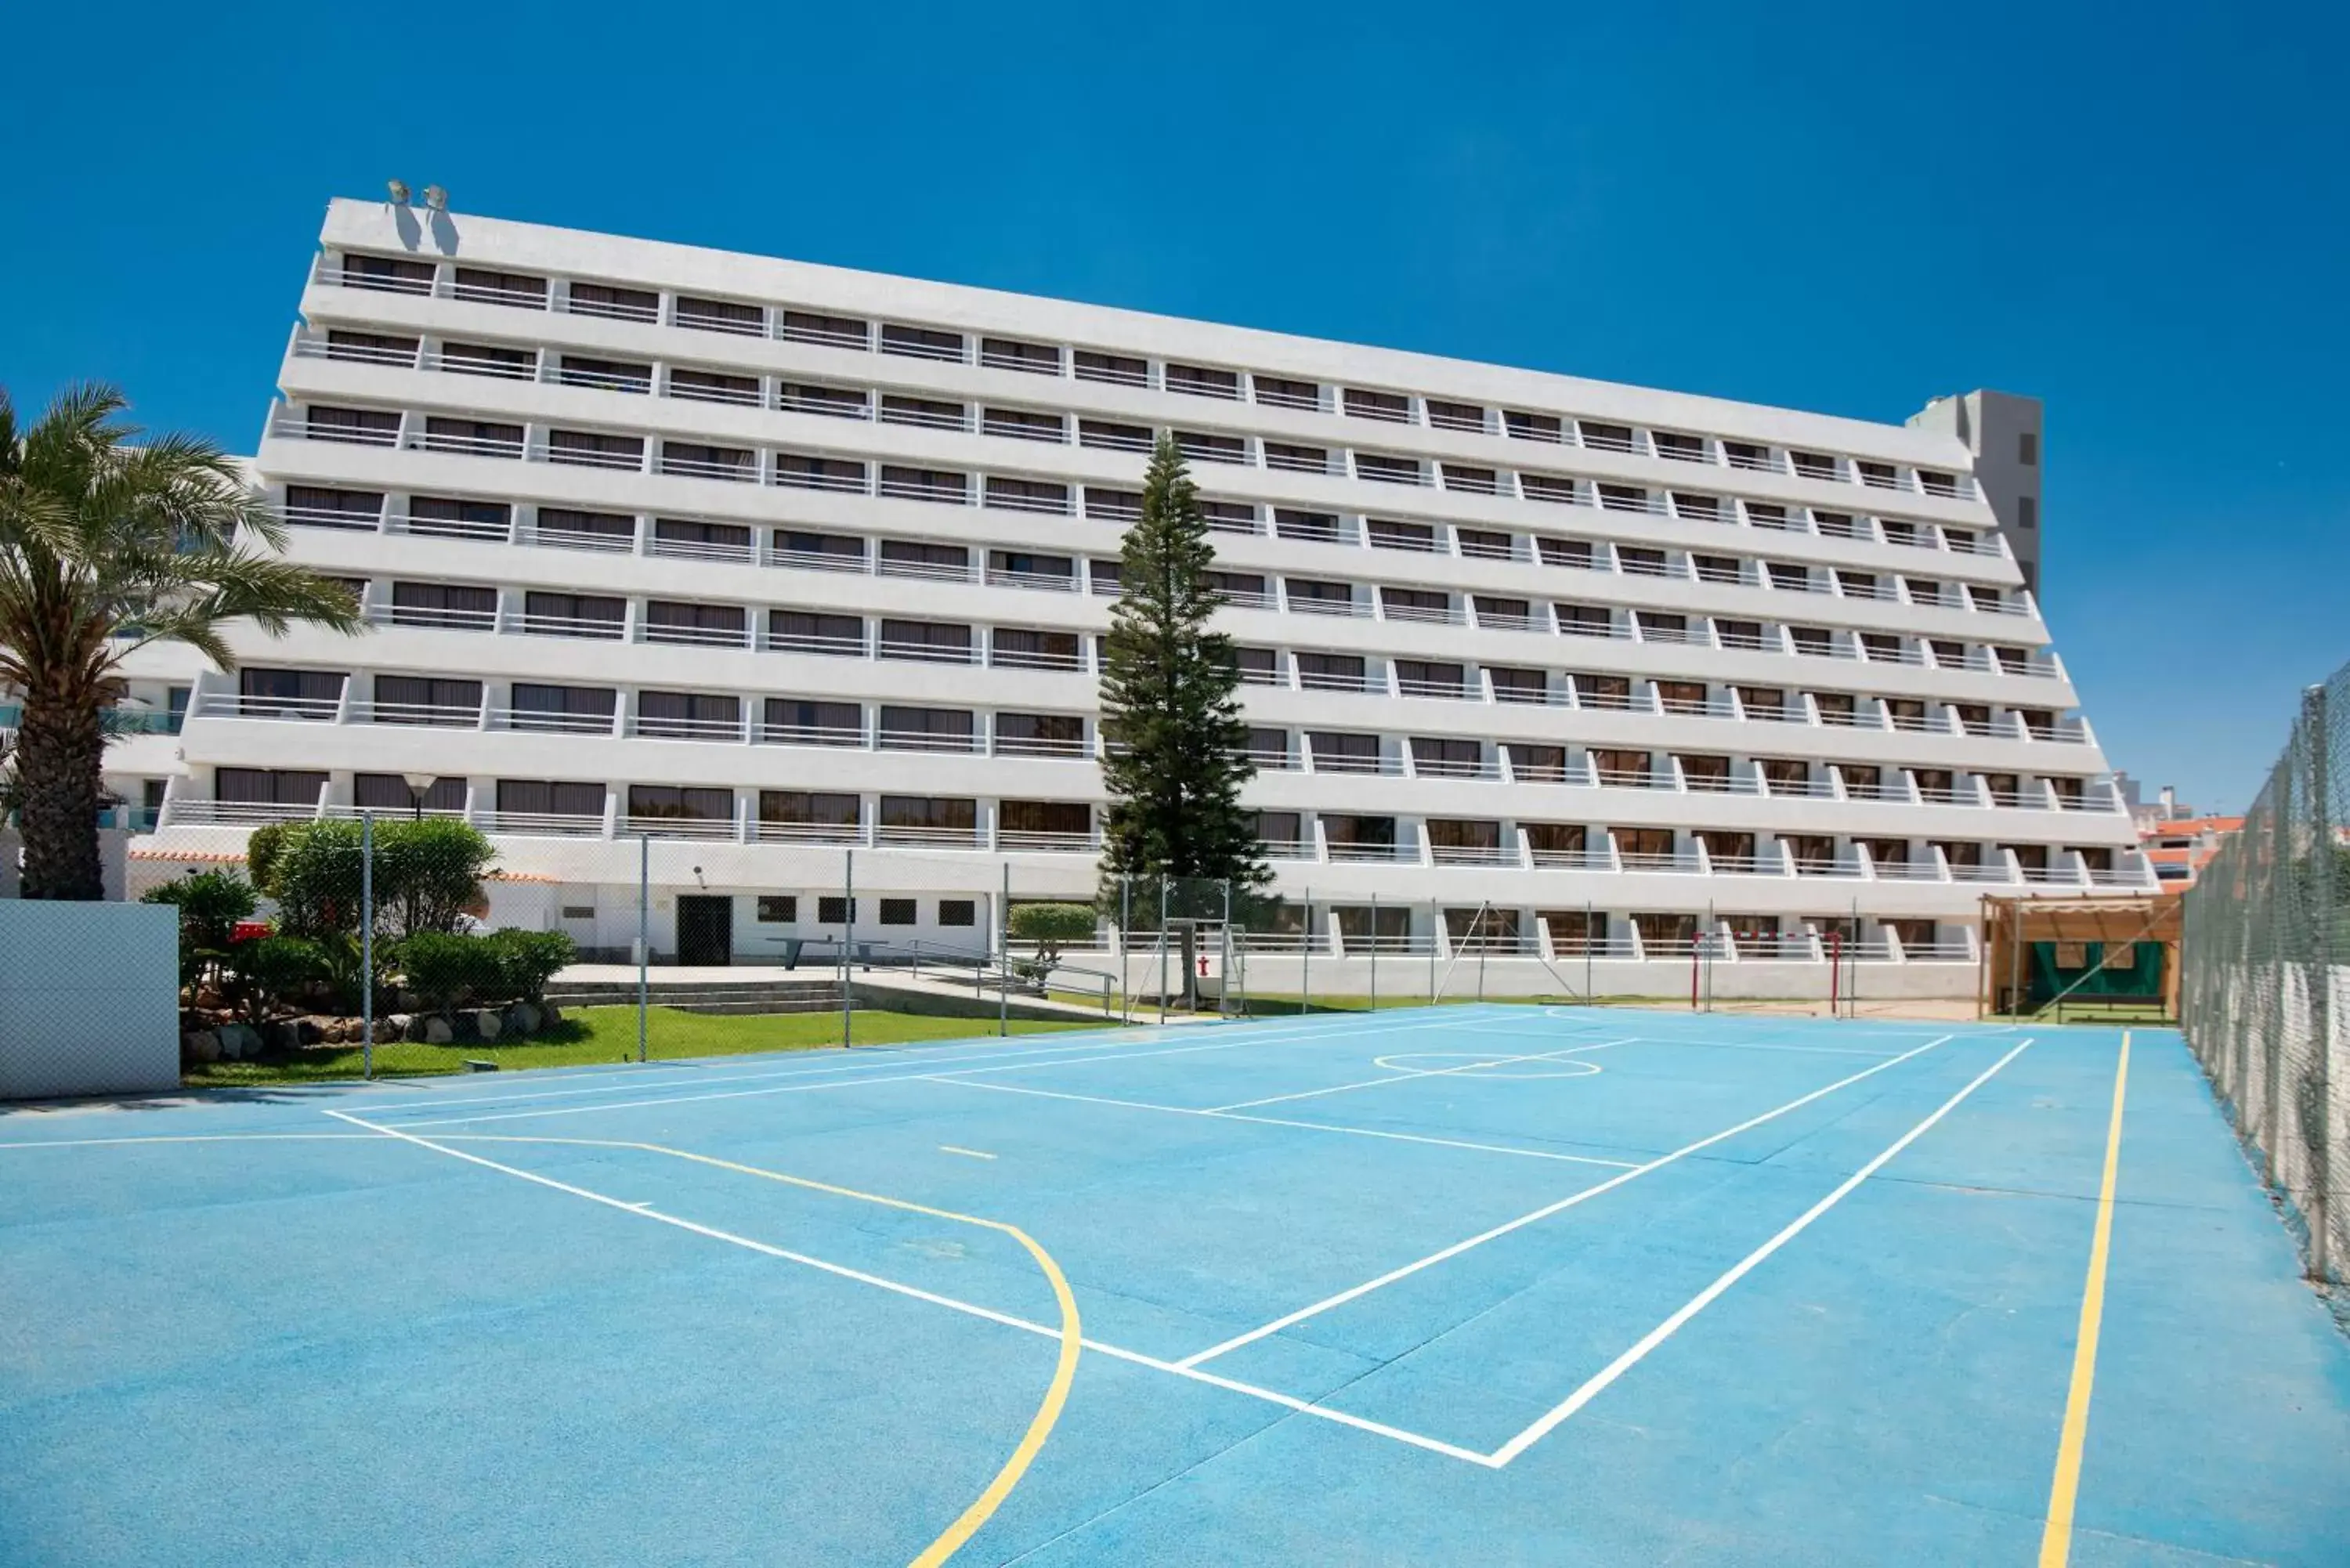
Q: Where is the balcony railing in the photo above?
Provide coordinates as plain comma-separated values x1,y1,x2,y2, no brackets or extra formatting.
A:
873,823,987,849
754,820,866,845
513,612,627,641
999,830,1098,854
413,428,523,460
993,732,1089,759
194,693,339,721
378,604,497,633
352,700,483,728
640,621,752,649
990,645,1085,673
167,799,320,826
624,815,739,841
479,810,608,837
630,714,748,743
760,723,866,749
649,534,757,565
767,629,867,658
490,708,617,735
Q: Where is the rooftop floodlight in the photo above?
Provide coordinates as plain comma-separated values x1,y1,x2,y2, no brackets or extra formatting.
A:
387,179,411,204
422,185,448,211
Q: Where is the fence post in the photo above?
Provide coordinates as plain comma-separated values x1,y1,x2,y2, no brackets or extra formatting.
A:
2008,899,2024,1020
1585,898,1594,1001
360,811,374,1079
1849,896,1860,1019
2307,682,2335,1280
1475,904,1488,1003
1000,862,1010,1039
841,847,854,1049
1369,892,1379,1012
1300,886,1312,1016
1705,899,1716,1012
1119,873,1130,1025
1430,899,1440,1003
636,833,649,1063
1220,878,1232,1019
1157,878,1169,1027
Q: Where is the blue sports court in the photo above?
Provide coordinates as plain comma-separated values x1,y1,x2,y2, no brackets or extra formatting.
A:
4,1006,2347,1565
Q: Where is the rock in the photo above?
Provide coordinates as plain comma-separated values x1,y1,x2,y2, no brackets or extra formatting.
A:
472,1009,503,1041
424,1015,454,1046
538,1004,562,1028
320,1019,347,1044
216,1023,262,1061
194,988,226,1012
400,1013,428,1042
507,1002,541,1037
269,1021,304,1053
184,1031,221,1064
396,990,422,1014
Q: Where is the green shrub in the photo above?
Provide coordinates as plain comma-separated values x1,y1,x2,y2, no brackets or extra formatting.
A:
1008,901,1097,983
486,929,577,1003
373,818,498,938
142,869,256,952
397,932,502,1011
266,818,497,941
142,869,258,988
230,935,331,1023
268,819,364,939
244,822,291,895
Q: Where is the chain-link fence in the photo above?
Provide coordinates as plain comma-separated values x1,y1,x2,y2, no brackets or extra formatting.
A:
2180,663,2347,1285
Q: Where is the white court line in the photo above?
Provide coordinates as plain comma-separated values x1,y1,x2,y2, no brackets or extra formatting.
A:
1578,1037,1905,1060
1207,1038,1637,1113
324,1110,1491,1466
939,1146,997,1162
383,1010,1505,1131
350,1024,1232,1118
365,1005,1519,1120
0,1132,385,1151
930,1078,1643,1169
1173,1032,1956,1370
1488,1036,2035,1465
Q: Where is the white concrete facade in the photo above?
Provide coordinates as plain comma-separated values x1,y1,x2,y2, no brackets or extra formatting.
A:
115,194,2143,987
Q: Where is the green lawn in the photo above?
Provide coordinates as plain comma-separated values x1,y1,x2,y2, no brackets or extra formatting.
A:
185,1006,1097,1086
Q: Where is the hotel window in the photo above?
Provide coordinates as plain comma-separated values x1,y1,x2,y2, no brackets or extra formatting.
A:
497,779,606,818
217,768,330,805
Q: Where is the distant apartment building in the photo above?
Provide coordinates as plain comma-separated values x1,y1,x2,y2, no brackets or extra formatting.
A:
63,193,2154,990
2142,812,2243,888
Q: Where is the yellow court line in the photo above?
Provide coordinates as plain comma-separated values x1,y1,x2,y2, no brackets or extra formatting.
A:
2038,1031,2131,1568
407,1131,1081,1568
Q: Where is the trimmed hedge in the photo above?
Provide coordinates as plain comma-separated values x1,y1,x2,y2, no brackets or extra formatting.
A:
400,929,578,1010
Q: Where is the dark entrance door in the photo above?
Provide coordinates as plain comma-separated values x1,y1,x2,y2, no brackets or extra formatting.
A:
677,896,733,966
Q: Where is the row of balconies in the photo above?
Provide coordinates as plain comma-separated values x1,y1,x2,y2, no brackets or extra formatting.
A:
150,777,2146,894
196,657,2096,757
298,569,2066,686
315,253,1983,501
267,397,2009,567
187,684,2114,812
273,479,2027,612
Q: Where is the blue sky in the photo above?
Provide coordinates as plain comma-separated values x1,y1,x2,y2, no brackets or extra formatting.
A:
5,1,2340,812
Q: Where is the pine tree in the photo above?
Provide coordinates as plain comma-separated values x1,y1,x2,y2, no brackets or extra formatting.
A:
1097,435,1269,910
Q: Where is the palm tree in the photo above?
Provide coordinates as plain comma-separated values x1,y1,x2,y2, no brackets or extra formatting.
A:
0,383,364,899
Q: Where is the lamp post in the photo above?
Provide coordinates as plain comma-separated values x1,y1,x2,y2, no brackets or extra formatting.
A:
401,771,437,822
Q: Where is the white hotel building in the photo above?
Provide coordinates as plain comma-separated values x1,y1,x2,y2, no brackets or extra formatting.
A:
106,194,2146,991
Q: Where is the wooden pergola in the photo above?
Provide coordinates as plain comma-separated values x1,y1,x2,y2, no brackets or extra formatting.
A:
1978,894,2184,1021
